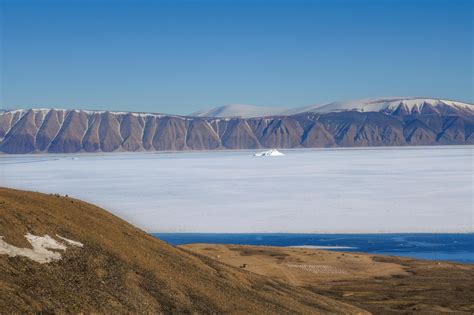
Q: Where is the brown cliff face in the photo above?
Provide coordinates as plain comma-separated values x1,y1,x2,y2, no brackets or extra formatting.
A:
0,110,38,153
120,113,145,151
36,110,64,151
1,109,473,154
48,111,89,153
153,116,187,151
249,117,304,148
186,119,220,150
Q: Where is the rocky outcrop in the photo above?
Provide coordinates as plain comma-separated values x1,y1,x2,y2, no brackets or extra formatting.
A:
0,109,473,154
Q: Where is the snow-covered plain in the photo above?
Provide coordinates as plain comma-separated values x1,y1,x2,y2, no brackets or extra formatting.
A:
0,146,472,233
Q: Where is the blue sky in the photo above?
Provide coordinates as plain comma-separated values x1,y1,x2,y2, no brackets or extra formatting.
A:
1,0,472,114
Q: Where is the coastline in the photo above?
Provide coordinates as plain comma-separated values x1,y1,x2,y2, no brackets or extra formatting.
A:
154,232,474,264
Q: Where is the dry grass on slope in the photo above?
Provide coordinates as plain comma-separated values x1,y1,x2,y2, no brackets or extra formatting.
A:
183,243,474,314
0,188,366,314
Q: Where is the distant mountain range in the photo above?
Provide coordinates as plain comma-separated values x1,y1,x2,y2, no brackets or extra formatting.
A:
1,97,473,154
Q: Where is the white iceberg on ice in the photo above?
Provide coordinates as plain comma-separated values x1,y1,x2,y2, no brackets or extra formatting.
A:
254,149,285,157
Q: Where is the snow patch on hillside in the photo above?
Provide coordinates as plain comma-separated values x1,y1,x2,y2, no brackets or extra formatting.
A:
56,234,84,247
0,233,83,263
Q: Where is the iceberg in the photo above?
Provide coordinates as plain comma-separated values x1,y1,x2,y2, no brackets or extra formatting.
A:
254,149,285,157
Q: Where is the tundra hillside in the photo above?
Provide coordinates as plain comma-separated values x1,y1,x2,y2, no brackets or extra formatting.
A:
0,187,365,314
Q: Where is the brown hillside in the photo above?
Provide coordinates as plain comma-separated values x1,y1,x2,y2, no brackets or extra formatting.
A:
0,188,366,314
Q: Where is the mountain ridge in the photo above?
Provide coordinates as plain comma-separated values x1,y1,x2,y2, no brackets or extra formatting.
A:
1,97,473,154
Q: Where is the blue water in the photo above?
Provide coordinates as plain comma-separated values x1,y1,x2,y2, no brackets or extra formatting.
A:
152,233,474,264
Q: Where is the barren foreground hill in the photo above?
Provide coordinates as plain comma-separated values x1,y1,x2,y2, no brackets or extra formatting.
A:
0,188,365,314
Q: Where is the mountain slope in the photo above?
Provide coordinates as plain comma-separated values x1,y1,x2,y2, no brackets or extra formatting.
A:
1,97,473,154
0,187,365,314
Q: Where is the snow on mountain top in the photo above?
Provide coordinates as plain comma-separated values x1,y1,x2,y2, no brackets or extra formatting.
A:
191,104,286,118
307,97,474,114
254,149,285,157
0,108,180,119
3,97,473,119
190,97,473,118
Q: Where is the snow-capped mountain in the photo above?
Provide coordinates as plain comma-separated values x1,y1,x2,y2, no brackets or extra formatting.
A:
192,98,473,118
306,97,474,115
191,104,286,118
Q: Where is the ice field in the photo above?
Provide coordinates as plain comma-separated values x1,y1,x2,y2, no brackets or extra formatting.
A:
1,146,472,233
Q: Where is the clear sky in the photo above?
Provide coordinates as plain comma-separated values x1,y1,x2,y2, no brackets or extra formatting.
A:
1,0,472,115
